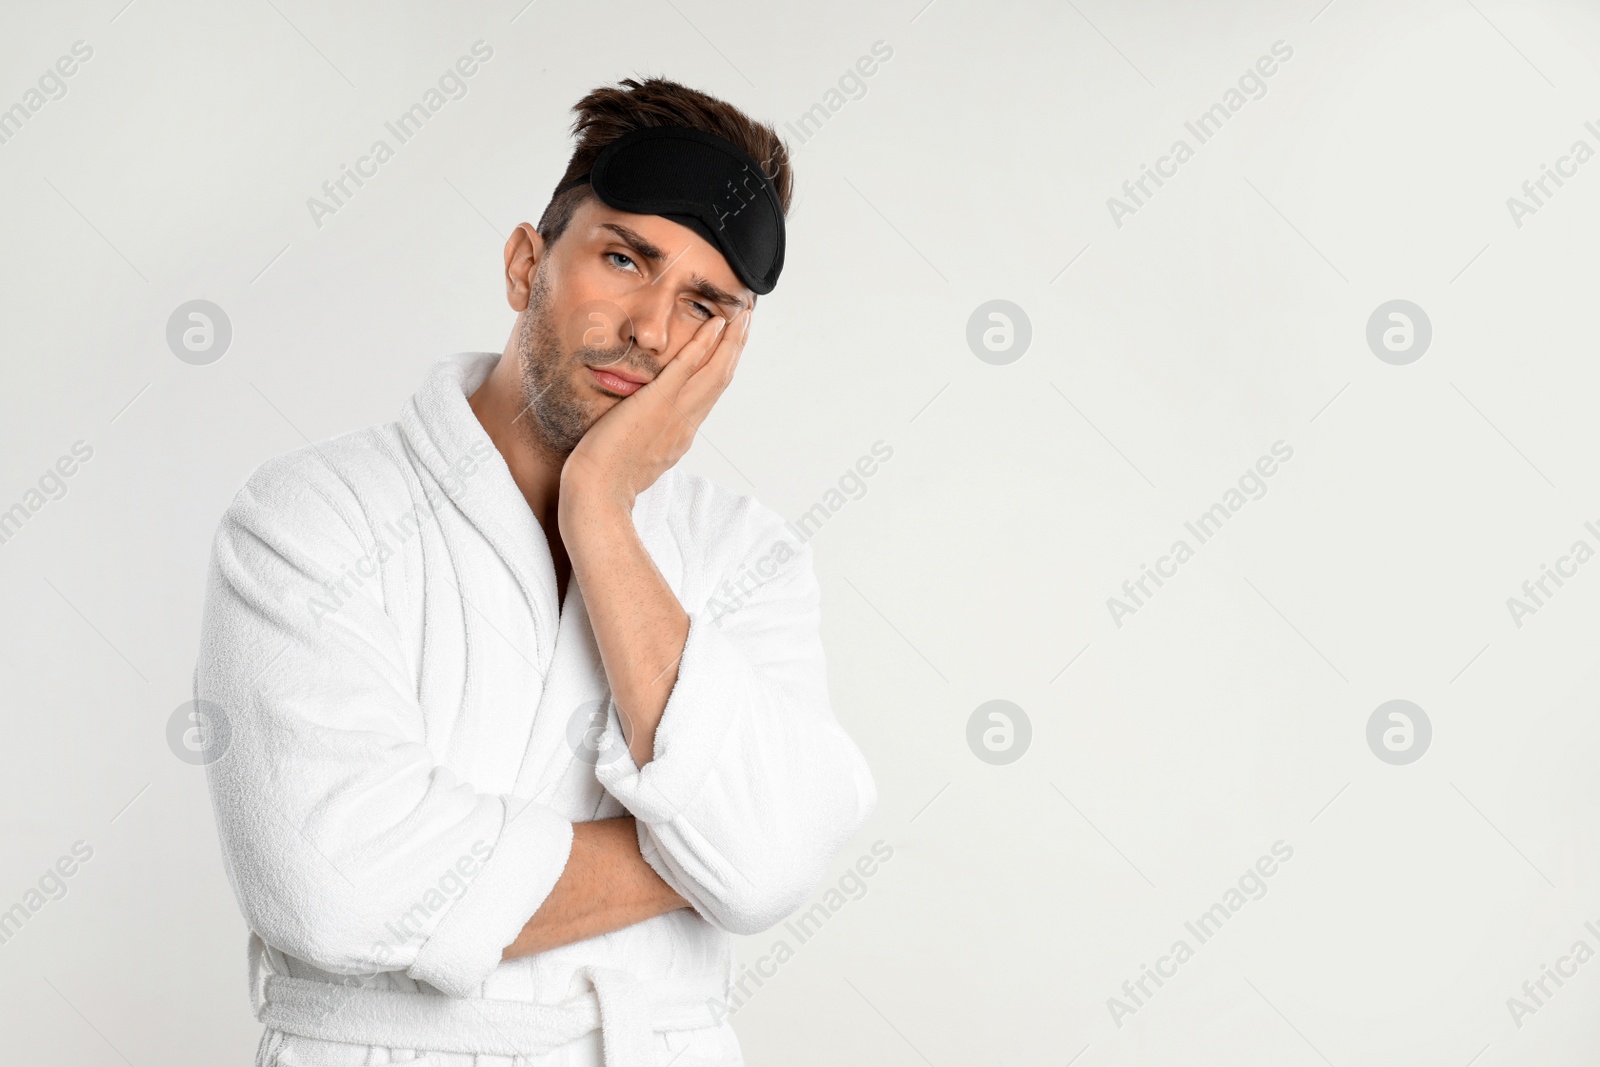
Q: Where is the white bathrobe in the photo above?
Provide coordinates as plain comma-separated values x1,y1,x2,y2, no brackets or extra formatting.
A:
196,352,877,1066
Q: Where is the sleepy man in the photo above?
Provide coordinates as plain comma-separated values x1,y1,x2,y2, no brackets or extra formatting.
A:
195,76,876,1067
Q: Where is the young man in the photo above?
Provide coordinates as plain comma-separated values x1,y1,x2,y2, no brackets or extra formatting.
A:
196,78,876,1067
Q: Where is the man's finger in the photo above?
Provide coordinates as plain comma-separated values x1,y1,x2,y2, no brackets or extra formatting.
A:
693,313,731,372
678,308,750,415
653,314,726,398
691,307,748,385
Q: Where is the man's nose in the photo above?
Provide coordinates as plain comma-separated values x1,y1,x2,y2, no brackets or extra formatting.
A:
619,281,677,360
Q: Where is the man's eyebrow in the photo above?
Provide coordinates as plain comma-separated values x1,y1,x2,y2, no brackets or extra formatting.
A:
601,222,748,313
599,222,665,263
687,275,746,314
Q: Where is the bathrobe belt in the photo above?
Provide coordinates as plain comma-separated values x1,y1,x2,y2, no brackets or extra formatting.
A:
253,954,721,1066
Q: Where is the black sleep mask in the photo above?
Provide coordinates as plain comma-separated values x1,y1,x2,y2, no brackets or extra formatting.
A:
553,126,785,294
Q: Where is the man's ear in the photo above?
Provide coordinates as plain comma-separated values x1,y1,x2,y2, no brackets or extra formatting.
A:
504,223,545,312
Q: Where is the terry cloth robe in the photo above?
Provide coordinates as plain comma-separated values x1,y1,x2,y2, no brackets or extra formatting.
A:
195,352,877,1067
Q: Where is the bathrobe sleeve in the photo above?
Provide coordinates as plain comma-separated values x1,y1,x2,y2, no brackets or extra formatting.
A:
591,505,877,935
196,450,573,997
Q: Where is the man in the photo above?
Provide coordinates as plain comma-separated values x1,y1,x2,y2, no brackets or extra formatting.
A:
196,77,876,1067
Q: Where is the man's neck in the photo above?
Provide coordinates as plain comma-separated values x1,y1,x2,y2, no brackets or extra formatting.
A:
467,349,571,596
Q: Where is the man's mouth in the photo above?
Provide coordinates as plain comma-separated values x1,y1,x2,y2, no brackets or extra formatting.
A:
586,364,650,397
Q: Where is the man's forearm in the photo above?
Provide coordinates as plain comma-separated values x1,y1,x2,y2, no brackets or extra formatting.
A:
561,494,688,767
502,817,688,960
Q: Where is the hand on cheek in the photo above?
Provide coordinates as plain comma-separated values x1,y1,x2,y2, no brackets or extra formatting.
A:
559,307,751,526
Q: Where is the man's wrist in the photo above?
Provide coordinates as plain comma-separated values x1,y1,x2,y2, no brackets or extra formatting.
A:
558,474,635,540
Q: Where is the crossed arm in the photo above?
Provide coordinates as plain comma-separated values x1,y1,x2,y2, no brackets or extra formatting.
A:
501,816,684,958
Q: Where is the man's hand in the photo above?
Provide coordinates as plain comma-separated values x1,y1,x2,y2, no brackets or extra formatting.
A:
555,307,752,767
559,307,751,517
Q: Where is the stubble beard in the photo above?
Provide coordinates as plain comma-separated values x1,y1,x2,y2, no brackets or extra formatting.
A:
514,266,655,458
515,268,598,458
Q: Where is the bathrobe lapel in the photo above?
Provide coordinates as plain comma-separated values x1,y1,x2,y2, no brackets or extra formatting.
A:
400,352,619,811
518,579,619,815
400,353,562,677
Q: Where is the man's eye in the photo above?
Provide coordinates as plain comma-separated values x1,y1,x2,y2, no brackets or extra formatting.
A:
689,301,714,319
606,251,637,272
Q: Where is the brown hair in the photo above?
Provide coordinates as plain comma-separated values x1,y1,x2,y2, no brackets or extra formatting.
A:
536,76,793,252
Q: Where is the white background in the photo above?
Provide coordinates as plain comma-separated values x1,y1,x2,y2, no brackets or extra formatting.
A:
3,0,1600,1063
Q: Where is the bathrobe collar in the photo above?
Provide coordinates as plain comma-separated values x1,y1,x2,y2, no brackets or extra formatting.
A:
399,351,562,671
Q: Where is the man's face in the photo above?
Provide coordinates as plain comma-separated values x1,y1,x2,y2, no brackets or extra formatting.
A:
513,197,754,455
